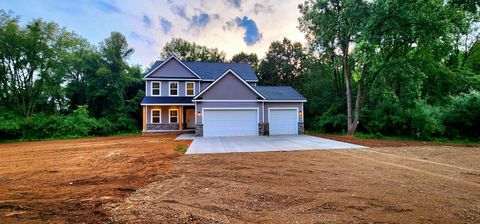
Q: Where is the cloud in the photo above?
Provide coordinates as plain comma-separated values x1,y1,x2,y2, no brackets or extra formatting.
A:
142,15,152,28
92,0,121,13
190,12,219,28
130,32,154,46
253,3,274,14
170,4,188,19
224,16,262,46
159,17,172,34
225,0,242,9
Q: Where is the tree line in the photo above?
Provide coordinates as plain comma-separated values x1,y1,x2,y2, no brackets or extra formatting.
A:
1,0,479,141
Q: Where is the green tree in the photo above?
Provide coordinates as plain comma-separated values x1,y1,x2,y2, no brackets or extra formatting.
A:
231,52,259,72
161,38,226,62
258,38,308,88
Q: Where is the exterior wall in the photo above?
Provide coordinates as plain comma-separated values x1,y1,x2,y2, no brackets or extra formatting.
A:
195,102,263,124
145,81,199,97
148,59,198,78
145,105,182,126
200,73,259,100
264,102,304,123
200,81,212,91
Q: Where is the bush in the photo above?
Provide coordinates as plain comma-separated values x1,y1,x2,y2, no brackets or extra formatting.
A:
442,90,480,140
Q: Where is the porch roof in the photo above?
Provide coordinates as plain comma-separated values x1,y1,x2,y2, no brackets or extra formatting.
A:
141,96,194,105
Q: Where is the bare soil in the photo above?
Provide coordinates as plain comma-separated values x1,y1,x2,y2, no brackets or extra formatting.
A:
1,134,480,223
0,134,190,223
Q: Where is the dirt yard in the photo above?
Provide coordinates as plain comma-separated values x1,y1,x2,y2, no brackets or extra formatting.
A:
0,134,190,223
1,134,480,223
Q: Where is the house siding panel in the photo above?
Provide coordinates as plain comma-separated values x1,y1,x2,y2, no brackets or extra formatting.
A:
148,59,198,78
200,73,259,100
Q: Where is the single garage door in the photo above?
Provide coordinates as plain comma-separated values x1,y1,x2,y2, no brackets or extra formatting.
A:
203,109,258,137
269,108,298,135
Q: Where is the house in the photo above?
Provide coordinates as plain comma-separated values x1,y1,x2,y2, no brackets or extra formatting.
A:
141,56,306,137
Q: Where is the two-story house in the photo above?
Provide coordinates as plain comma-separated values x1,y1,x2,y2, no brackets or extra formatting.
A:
141,56,306,137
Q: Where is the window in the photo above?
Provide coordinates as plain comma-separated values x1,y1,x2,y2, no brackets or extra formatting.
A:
151,81,161,96
185,82,195,96
169,109,178,123
169,82,178,96
151,109,161,124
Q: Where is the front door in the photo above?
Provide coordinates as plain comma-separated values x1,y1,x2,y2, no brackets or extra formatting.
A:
186,109,195,128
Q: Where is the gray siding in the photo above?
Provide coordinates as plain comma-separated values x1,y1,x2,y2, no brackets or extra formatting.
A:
201,73,259,100
145,81,199,97
148,59,198,78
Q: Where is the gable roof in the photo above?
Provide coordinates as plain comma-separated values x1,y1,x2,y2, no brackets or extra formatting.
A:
253,86,306,101
194,69,266,100
144,56,202,79
145,59,258,81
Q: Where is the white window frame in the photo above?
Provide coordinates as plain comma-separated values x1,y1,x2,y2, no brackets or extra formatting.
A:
185,82,195,96
151,81,161,96
169,81,179,96
151,109,161,124
169,109,179,123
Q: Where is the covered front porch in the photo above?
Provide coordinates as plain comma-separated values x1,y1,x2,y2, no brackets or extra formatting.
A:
142,105,196,133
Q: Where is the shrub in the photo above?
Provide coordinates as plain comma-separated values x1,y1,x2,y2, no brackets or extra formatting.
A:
442,90,480,140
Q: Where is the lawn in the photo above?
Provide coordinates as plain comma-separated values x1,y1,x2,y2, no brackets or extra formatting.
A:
1,134,479,223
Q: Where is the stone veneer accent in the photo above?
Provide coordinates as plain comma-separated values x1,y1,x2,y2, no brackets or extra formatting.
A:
146,123,179,130
195,124,203,137
258,123,269,136
298,122,304,134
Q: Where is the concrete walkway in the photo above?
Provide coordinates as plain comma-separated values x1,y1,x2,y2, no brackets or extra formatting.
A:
186,135,367,154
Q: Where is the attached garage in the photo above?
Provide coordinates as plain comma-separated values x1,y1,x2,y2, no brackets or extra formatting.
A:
203,108,258,137
269,108,299,135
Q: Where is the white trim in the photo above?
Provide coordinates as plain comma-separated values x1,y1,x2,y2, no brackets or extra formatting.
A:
266,100,307,102
144,81,147,96
185,81,195,96
192,99,263,102
169,109,179,123
151,109,162,124
194,102,197,124
193,69,266,100
143,55,202,79
267,107,299,124
301,103,304,122
151,81,161,96
168,81,179,96
201,107,259,135
262,101,265,123
141,103,194,106
143,78,201,81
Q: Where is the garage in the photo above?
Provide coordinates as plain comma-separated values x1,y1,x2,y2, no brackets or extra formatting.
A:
269,108,298,135
203,109,258,137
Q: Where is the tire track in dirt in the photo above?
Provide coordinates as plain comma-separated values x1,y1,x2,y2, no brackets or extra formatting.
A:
331,150,480,188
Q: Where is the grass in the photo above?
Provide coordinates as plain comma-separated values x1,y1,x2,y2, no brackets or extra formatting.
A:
175,145,187,153
305,130,479,145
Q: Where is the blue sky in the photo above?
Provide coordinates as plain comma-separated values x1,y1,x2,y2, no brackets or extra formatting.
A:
0,0,305,68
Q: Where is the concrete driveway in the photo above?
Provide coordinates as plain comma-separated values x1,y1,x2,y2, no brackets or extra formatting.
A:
186,135,366,154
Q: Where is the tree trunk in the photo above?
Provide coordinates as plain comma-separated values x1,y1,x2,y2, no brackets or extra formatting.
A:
342,46,354,136
347,65,367,136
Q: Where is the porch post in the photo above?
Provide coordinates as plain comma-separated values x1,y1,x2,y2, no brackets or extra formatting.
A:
179,106,183,131
142,105,146,131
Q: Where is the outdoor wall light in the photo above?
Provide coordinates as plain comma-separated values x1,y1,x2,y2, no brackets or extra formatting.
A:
197,111,202,116
299,111,303,115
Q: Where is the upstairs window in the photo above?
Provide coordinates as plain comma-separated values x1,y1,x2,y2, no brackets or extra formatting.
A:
169,82,178,96
151,81,161,96
151,109,161,124
169,109,178,123
185,82,195,96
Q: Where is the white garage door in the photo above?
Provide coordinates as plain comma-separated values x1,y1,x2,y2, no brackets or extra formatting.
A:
203,109,258,137
269,108,298,135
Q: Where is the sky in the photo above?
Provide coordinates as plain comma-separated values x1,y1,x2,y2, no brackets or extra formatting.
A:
0,0,306,68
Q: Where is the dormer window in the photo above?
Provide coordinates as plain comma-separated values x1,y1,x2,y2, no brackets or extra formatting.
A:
169,82,178,96
151,81,161,96
185,82,195,96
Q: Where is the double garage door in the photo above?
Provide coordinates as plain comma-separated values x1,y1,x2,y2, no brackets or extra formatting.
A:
203,108,299,137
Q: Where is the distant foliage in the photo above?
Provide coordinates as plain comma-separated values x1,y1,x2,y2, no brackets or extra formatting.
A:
161,38,226,62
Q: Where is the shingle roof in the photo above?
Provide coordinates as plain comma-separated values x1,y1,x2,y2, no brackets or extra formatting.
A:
254,86,306,101
141,96,193,105
146,60,258,81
